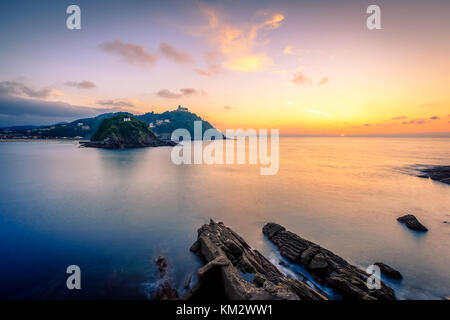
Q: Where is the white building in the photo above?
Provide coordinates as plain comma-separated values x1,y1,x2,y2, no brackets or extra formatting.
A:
149,123,155,128
156,120,163,125
177,105,188,112
77,122,83,126
123,117,131,122
164,119,170,123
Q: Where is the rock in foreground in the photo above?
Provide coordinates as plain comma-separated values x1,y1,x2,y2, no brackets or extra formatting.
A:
374,262,403,280
397,214,428,232
153,255,179,300
263,223,396,300
80,114,176,149
185,220,326,300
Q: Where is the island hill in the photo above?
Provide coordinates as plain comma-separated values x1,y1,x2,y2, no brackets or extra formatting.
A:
0,105,222,141
80,114,176,149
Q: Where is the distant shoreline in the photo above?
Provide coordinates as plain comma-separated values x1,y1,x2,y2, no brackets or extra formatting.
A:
0,139,88,142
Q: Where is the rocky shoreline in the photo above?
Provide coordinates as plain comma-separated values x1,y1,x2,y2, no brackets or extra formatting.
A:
416,165,450,185
263,223,396,300
154,220,397,300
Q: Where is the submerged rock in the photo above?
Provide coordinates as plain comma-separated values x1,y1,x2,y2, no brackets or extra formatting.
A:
416,165,450,185
153,281,179,300
263,223,396,300
374,262,403,280
156,255,169,278
152,255,179,300
184,220,327,300
397,214,428,232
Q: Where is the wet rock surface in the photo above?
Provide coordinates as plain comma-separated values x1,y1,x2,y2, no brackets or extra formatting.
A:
263,223,396,300
184,220,327,300
397,214,428,232
416,165,450,185
374,262,403,280
152,255,179,300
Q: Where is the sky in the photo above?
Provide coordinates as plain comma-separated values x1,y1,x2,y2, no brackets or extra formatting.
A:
0,0,449,135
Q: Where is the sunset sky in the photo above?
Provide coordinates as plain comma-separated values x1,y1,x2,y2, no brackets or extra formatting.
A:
0,0,449,135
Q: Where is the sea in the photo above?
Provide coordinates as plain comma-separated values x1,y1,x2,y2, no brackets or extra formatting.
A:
0,137,449,299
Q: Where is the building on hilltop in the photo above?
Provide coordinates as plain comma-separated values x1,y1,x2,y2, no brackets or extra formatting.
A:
177,105,188,112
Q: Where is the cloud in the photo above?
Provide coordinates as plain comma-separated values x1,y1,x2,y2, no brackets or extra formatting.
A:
318,77,329,86
197,8,284,72
283,45,294,54
223,106,232,110
64,81,96,89
195,51,225,76
292,72,312,85
0,95,127,127
156,88,202,99
159,42,192,63
99,39,157,65
401,118,428,125
391,116,407,120
429,116,440,120
0,81,51,99
302,108,330,117
195,65,224,77
96,99,135,108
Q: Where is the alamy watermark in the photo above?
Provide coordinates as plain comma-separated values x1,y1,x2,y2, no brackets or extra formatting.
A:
366,264,381,290
66,265,81,290
171,121,279,175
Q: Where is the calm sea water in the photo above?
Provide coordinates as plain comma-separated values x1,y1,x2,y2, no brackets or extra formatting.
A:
0,138,449,300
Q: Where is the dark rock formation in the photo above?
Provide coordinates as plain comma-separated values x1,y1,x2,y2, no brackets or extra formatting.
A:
156,255,169,278
397,214,428,232
416,165,450,185
374,262,403,280
184,220,327,300
263,223,396,300
153,281,179,300
152,255,179,300
80,114,176,149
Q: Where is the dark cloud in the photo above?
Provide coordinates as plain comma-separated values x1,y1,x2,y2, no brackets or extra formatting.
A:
318,77,329,86
0,95,129,127
292,72,312,85
64,81,96,89
0,81,51,99
97,99,135,108
99,39,157,65
391,116,407,120
156,88,201,99
402,118,428,125
159,42,191,63
429,116,440,120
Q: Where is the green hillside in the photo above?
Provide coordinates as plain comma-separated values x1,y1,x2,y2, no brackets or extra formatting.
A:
7,107,221,140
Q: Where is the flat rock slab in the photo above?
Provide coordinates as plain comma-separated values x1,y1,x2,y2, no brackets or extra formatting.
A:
185,220,327,300
263,223,396,300
416,165,450,185
397,214,428,232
